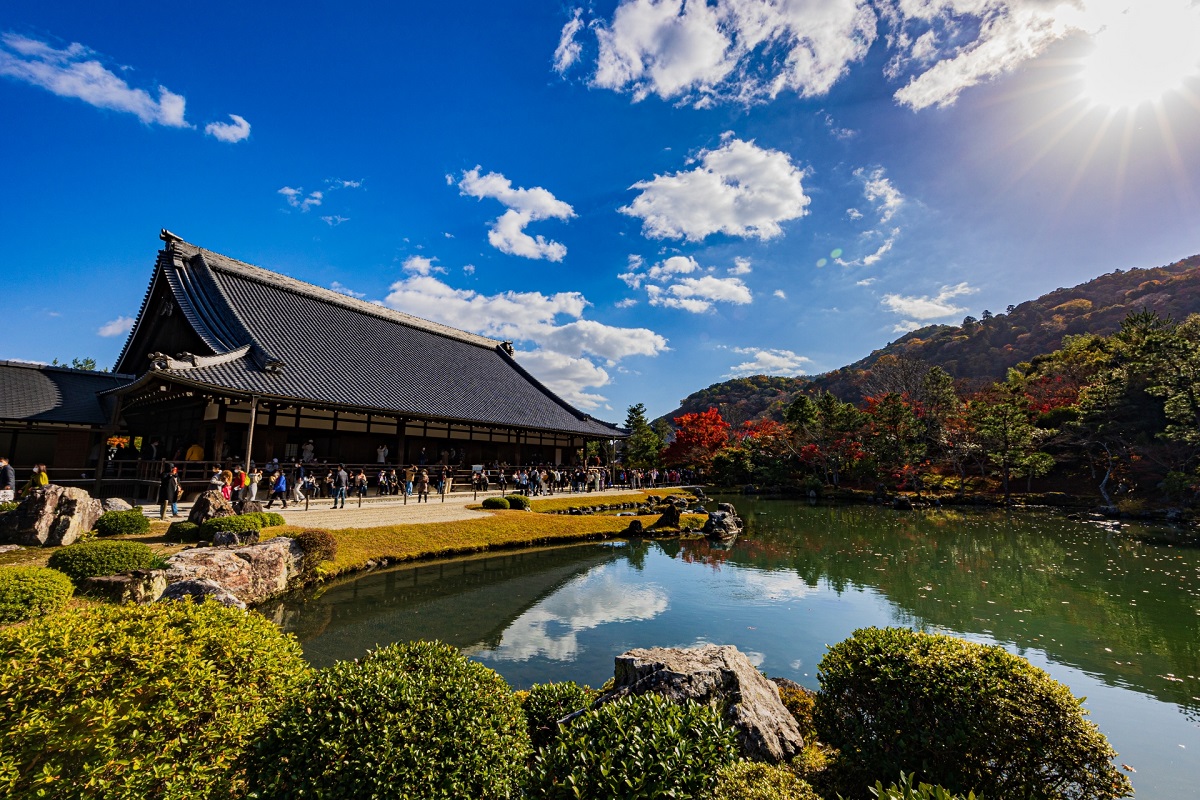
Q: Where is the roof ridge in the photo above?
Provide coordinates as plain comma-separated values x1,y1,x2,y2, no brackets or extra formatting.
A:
0,360,136,379
167,237,501,350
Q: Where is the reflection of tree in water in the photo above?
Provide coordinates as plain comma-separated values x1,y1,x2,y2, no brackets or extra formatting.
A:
717,498,1200,714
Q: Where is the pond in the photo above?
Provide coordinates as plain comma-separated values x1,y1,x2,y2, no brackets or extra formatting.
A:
261,498,1200,799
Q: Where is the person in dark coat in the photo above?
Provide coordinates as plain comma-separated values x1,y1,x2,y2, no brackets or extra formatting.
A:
0,457,16,503
159,465,181,519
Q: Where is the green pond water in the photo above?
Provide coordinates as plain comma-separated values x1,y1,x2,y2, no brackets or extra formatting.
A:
262,498,1200,799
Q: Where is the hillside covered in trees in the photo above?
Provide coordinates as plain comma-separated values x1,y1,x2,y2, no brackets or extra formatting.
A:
660,254,1200,425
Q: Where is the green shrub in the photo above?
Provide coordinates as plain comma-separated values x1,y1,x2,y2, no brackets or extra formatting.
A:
530,693,739,799
0,567,74,623
165,520,201,542
482,496,510,509
506,493,531,510
46,540,155,583
815,627,1133,800
261,511,285,527
244,640,529,799
776,682,818,743
523,681,596,749
711,761,822,800
864,772,978,800
0,502,17,514
92,508,150,537
291,529,337,572
0,601,310,799
199,514,261,539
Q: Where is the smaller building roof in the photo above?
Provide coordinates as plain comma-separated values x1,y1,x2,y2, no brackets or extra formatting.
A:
0,361,133,425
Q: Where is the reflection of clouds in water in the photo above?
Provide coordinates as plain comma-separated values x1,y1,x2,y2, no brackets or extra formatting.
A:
674,637,766,668
471,565,668,662
736,568,817,602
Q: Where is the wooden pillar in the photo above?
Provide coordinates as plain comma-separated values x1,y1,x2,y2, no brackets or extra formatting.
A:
243,397,259,472
213,402,227,464
397,417,406,465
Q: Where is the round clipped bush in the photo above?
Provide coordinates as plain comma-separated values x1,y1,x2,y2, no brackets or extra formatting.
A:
47,540,155,583
291,529,337,571
506,493,531,510
165,520,201,542
530,693,739,799
0,601,310,799
199,514,261,539
261,511,286,527
482,496,510,510
0,567,74,623
244,640,530,799
815,627,1133,800
93,508,150,537
523,681,596,749
711,761,822,800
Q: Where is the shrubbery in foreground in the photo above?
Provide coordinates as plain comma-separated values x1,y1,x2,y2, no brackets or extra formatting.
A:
530,693,739,799
505,493,531,510
711,760,822,800
0,602,310,800
289,528,338,571
522,680,596,749
243,640,529,799
92,509,149,537
815,627,1133,800
0,566,74,623
46,540,155,582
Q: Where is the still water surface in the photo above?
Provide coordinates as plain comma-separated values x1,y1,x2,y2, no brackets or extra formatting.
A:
263,498,1200,799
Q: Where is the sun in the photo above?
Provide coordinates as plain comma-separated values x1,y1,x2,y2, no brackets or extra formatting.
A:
1079,0,1200,109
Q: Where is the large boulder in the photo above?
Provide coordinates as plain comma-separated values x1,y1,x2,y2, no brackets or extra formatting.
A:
80,569,168,604
702,504,743,542
165,537,304,605
238,500,266,515
0,485,104,547
160,578,247,610
188,490,235,525
596,644,805,763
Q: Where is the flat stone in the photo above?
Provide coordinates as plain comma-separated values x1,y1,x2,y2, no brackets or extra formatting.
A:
81,569,167,604
101,498,134,512
160,578,247,610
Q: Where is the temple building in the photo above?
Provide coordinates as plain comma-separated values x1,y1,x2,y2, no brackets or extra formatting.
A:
2,230,624,487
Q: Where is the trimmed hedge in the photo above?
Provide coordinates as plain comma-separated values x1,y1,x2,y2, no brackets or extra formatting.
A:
711,761,822,800
523,681,596,749
165,520,201,542
481,496,510,510
0,602,310,799
530,694,739,799
506,493,531,510
815,627,1133,800
243,640,530,799
253,512,286,528
199,515,262,539
291,529,337,572
46,540,156,583
93,508,150,537
0,567,74,623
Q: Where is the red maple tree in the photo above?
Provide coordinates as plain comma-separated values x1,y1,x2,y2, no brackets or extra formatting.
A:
662,407,731,468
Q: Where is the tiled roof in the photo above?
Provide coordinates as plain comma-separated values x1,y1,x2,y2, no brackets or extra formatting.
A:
117,234,623,438
0,361,132,425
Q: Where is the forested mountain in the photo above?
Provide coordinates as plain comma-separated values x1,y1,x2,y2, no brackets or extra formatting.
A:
660,254,1200,425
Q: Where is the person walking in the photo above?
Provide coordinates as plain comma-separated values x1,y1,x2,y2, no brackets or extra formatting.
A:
247,468,262,501
404,464,415,496
159,465,181,519
0,456,15,503
416,468,430,502
332,464,349,508
265,469,288,509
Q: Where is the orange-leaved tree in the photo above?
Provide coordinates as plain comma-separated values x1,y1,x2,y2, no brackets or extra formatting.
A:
662,407,731,469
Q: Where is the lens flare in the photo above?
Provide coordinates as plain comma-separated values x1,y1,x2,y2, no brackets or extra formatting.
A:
1080,1,1200,109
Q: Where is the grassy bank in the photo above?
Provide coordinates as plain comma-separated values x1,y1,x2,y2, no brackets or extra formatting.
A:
272,510,660,576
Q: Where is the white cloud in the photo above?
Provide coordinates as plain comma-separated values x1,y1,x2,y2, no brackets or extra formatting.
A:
647,274,753,313
724,346,812,377
278,186,322,212
401,255,446,276
97,315,134,337
622,134,809,241
326,178,363,189
0,33,189,127
881,281,977,330
773,289,787,299
321,215,349,226
647,255,701,280
847,208,864,220
204,113,250,143
456,167,575,261
554,8,585,73
728,256,752,275
461,263,475,275
856,166,904,223
381,271,669,406
856,277,878,286
329,281,365,298
584,0,877,106
615,297,638,308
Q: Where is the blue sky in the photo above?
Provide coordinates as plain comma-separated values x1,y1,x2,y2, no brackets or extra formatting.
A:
3,1,1199,420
